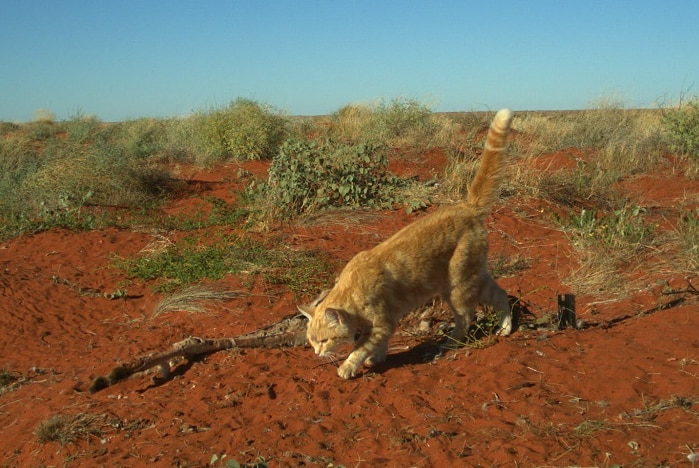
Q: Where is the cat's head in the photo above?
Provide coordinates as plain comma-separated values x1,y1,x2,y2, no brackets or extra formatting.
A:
298,290,354,357
300,306,354,357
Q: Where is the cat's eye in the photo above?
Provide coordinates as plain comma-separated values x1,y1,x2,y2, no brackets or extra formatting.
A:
319,339,328,344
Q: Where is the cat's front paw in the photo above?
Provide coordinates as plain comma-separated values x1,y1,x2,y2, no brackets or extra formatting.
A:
337,361,358,379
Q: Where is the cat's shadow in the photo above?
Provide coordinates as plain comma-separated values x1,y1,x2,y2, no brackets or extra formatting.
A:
368,296,529,375
369,340,446,375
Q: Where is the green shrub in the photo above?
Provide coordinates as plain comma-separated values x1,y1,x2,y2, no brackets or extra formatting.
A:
330,98,454,149
159,116,205,163
26,121,59,141
261,139,404,217
370,98,439,143
18,140,175,216
101,118,169,159
196,98,289,161
64,113,102,144
0,139,41,217
662,97,699,158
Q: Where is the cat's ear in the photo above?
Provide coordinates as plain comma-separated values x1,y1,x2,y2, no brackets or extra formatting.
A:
298,288,331,319
312,289,331,307
325,308,346,326
297,303,314,320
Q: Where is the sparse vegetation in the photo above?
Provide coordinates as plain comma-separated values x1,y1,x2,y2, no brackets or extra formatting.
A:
114,234,333,294
1,96,696,302
4,96,699,467
554,204,657,295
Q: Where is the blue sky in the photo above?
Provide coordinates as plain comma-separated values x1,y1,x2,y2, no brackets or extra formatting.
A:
1,1,697,122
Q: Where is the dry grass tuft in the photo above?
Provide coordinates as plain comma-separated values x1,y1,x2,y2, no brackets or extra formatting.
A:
34,413,108,446
152,284,244,318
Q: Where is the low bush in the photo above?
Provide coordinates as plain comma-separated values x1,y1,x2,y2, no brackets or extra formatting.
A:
64,112,102,144
662,97,699,158
260,139,404,217
195,98,289,161
330,98,455,150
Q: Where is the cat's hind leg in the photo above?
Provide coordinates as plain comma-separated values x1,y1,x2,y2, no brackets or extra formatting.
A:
443,287,478,346
479,273,512,336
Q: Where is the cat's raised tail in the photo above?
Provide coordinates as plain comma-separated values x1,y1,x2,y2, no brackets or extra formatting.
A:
466,108,513,215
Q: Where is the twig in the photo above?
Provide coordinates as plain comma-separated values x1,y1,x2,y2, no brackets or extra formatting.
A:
88,314,308,393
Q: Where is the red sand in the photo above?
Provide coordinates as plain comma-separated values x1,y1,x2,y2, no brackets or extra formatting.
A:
1,152,698,467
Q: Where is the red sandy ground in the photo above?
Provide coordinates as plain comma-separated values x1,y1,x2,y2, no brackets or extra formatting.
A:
1,148,698,467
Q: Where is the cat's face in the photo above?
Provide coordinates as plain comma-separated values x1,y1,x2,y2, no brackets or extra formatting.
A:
299,305,354,357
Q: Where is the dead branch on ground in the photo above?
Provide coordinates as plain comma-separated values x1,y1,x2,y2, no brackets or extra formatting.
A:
88,314,308,393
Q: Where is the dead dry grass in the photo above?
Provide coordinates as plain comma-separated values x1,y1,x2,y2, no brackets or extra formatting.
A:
152,284,245,318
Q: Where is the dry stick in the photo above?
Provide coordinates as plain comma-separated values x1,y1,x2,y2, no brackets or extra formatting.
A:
88,314,308,393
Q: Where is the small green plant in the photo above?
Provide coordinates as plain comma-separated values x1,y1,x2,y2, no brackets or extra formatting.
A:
663,97,699,158
467,307,504,346
114,235,244,292
560,205,654,252
260,139,405,217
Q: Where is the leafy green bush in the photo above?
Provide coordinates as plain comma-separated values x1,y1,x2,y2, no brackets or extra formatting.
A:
261,139,404,217
662,97,699,158
196,98,289,161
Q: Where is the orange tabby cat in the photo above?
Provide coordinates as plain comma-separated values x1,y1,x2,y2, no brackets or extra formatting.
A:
298,108,514,379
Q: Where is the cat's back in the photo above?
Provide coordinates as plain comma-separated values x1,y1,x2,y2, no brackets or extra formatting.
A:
373,202,484,256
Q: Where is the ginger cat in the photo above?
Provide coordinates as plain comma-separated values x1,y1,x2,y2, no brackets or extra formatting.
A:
298,109,514,379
